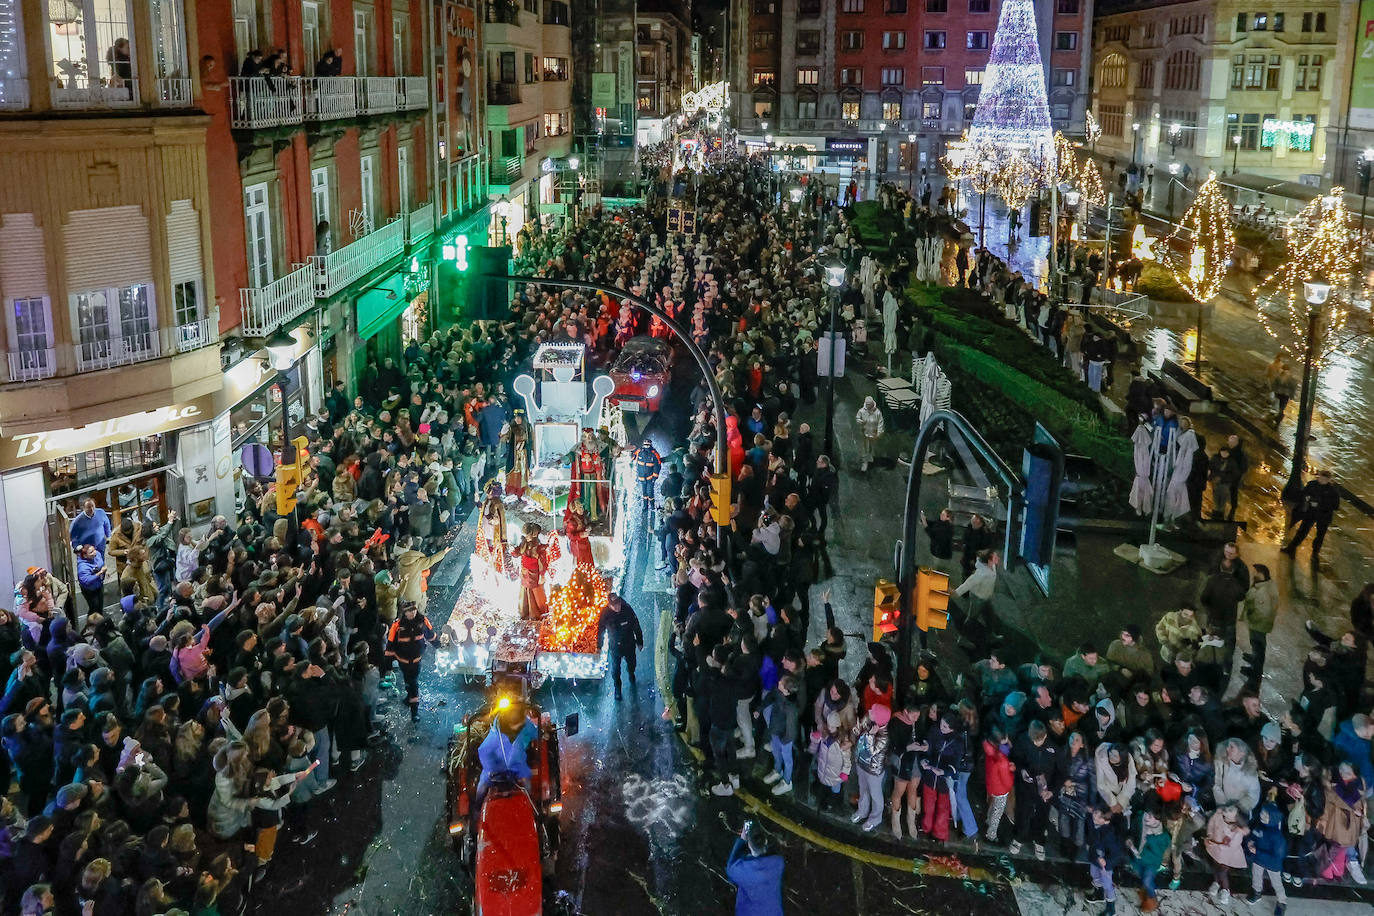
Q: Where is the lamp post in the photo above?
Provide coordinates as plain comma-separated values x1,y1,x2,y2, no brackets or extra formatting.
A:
567,157,581,229
1167,122,1181,159
765,133,775,205
1167,160,1181,221
1231,133,1242,175
1130,122,1141,167
493,195,511,245
907,133,916,192
820,249,846,461
977,158,993,247
789,184,804,235
266,327,298,532
1283,275,1332,504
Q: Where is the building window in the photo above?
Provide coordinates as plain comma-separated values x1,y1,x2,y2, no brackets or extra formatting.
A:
883,31,906,50
1164,49,1199,91
963,102,976,120
1056,0,1079,12
1235,11,1247,33
922,66,944,85
1265,54,1280,90
1259,111,1279,148
797,67,819,85
796,31,821,54
74,284,156,368
1301,11,1326,31
173,280,201,334
969,0,989,10
1244,53,1264,89
840,0,864,13
1099,53,1126,88
1273,12,1284,31
887,0,907,11
753,70,776,86
1228,112,1261,149
359,155,375,232
798,0,821,15
1099,103,1124,137
244,183,273,288
752,0,776,11
1053,68,1076,86
543,111,567,135
1137,59,1154,89
926,0,946,11
1162,108,1199,149
922,101,940,120
881,67,904,85
964,67,984,85
1252,12,1267,30
798,97,817,118
751,32,777,50
47,0,138,96
542,57,569,80
1054,31,1077,50
841,31,864,50
1052,103,1070,120
842,100,860,119
1296,54,1322,90
966,31,989,49
311,167,330,229
924,30,947,49
10,298,54,375
883,100,901,118
150,0,189,86
839,67,862,85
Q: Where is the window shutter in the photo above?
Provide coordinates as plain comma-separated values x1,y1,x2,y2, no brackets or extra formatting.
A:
0,214,48,301
63,205,152,292
166,200,203,285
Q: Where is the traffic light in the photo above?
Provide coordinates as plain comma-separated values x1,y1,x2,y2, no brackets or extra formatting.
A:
708,472,732,527
915,567,950,632
873,579,899,640
275,436,309,517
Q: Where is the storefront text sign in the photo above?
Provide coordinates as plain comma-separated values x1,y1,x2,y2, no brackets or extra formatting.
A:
0,392,217,472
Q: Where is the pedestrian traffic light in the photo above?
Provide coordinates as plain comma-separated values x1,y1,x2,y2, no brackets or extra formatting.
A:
873,578,899,640
915,567,950,632
708,472,732,527
275,436,309,517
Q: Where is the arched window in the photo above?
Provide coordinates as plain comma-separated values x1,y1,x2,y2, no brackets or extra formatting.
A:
1099,53,1127,89
1164,49,1199,91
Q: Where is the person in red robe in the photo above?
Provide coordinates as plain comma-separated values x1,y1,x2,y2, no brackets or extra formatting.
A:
564,429,607,523
563,501,594,567
514,522,548,620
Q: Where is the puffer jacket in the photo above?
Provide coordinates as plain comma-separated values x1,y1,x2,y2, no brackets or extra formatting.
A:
815,736,852,787
854,725,889,776
207,771,255,839
1095,742,1138,813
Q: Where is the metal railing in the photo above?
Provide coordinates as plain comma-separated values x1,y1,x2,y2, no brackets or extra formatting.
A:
52,77,141,109
240,263,315,336
304,76,359,120
399,76,427,109
156,77,193,106
0,78,30,110
488,81,521,105
310,217,406,297
174,317,216,352
362,77,397,113
5,347,56,382
74,330,159,372
407,202,436,243
230,75,303,128
491,156,524,184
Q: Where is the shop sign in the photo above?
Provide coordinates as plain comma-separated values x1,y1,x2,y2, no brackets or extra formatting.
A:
826,138,866,155
0,392,217,472
592,73,616,108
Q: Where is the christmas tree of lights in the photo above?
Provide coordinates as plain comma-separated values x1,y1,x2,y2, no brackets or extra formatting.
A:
542,562,609,653
1079,160,1106,207
968,0,1054,156
1165,172,1234,304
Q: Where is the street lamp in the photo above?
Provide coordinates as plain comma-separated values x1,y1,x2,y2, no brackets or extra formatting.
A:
1131,122,1141,167
977,158,994,247
1283,275,1332,503
568,156,580,170
493,195,511,245
1231,133,1242,174
820,249,846,460
907,132,916,192
1168,122,1181,159
265,327,298,522
1167,160,1181,221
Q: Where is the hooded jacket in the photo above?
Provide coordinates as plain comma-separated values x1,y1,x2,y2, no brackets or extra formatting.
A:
1246,803,1286,871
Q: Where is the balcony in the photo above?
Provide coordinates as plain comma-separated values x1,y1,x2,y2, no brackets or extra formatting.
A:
407,202,436,244
310,217,406,298
485,0,522,23
400,76,427,109
2,319,216,384
304,76,359,120
491,156,523,185
175,317,216,352
52,77,141,110
0,78,29,110
156,77,193,107
5,347,56,382
362,76,397,113
488,81,521,105
231,76,304,128
240,263,315,336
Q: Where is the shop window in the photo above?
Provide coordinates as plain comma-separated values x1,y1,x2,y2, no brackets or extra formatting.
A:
47,434,169,515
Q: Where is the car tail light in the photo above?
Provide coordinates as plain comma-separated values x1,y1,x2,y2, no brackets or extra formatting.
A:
448,822,464,834
548,802,563,813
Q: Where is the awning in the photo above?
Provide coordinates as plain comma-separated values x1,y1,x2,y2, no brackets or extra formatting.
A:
356,271,409,341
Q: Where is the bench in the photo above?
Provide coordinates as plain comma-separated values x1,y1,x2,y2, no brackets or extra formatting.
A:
1149,358,1224,414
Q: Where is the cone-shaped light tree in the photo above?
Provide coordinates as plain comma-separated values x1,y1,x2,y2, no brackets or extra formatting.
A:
968,0,1053,156
1164,172,1234,373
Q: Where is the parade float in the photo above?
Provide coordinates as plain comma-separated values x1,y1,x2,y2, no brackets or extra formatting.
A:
440,343,629,680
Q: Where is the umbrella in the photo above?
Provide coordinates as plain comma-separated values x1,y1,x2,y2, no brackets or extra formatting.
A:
1163,427,1199,522
882,289,899,356
1128,423,1155,516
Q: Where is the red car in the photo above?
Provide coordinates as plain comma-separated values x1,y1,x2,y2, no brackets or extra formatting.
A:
609,336,672,413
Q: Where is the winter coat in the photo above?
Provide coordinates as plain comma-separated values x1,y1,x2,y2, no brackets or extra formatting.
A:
983,739,1016,796
207,771,255,839
1246,804,1286,871
814,736,852,787
1154,610,1204,664
855,404,884,439
394,546,449,602
332,470,356,503
854,725,889,776
1212,754,1261,813
763,689,800,745
1095,743,1138,813
725,837,785,916
1333,719,1374,789
1106,638,1156,679
76,551,106,592
1057,747,1097,821
1240,579,1279,635
1316,778,1368,848
1089,815,1129,868
1132,826,1170,872
1205,811,1249,868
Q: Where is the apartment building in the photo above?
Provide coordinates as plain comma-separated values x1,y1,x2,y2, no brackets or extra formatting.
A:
730,0,1092,174
483,0,573,238
636,0,693,119
1091,0,1345,183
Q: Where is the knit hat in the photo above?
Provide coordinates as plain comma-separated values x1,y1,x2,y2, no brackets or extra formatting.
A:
54,783,88,808
868,704,891,727
1260,721,1281,746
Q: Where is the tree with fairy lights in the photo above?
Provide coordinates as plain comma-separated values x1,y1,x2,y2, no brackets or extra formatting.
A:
1252,189,1374,500
1078,160,1106,208
1053,132,1079,188
1162,172,1234,373
993,152,1040,236
1085,111,1102,151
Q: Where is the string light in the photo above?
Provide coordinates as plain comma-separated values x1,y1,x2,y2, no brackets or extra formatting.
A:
992,152,1040,212
1085,111,1102,147
1078,159,1105,207
542,562,609,653
1053,132,1078,187
1164,171,1234,303
1254,189,1370,368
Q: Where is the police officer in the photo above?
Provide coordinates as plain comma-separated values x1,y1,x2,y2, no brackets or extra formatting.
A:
597,593,644,700
631,438,661,512
385,600,437,721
